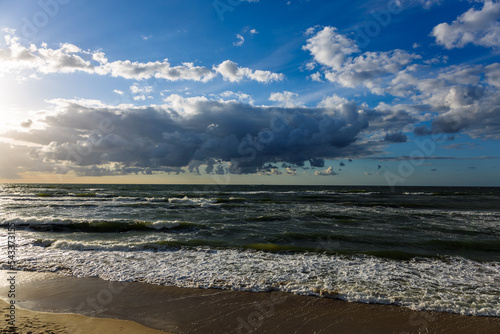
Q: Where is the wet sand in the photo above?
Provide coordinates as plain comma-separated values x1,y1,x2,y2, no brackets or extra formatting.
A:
2,271,499,333
0,300,168,334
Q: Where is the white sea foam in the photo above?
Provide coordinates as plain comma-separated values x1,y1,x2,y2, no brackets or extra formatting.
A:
150,220,182,229
112,196,140,202
167,196,218,206
0,216,65,226
3,236,499,317
145,197,166,202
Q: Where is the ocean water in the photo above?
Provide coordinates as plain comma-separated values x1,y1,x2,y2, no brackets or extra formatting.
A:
1,184,499,317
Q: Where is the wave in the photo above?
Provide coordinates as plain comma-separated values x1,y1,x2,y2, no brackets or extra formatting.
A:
7,244,500,317
403,192,433,196
0,218,199,233
26,235,475,261
33,238,228,251
167,196,219,207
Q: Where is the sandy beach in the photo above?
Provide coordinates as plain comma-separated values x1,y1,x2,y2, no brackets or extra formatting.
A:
1,270,499,333
0,300,168,334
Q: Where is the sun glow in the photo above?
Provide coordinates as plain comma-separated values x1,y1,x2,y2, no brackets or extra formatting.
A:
0,76,36,134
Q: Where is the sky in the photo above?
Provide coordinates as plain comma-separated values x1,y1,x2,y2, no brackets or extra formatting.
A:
0,0,499,186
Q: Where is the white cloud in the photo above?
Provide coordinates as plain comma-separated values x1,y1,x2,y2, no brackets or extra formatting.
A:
303,26,420,94
310,71,323,82
324,50,419,94
233,34,245,47
92,52,108,64
314,166,337,176
269,91,302,107
302,26,359,70
213,60,284,83
129,83,154,101
130,83,153,95
0,35,95,76
220,91,255,104
417,0,443,9
113,89,124,95
101,59,215,82
317,94,349,108
385,63,500,139
235,27,258,46
302,25,500,139
0,30,281,84
431,0,500,49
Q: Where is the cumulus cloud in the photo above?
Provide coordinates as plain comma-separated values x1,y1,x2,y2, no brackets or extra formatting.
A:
258,164,282,176
302,26,500,139
269,91,302,107
303,26,420,94
314,166,337,176
431,0,500,49
213,60,285,83
0,30,282,83
430,89,500,138
302,25,500,140
302,26,360,70
99,59,215,82
380,63,500,139
2,96,371,177
0,35,94,76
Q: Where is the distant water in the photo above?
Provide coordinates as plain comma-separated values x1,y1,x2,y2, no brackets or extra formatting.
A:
1,184,499,316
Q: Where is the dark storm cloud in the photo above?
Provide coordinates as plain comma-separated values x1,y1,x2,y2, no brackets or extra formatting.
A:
384,131,407,143
5,97,370,175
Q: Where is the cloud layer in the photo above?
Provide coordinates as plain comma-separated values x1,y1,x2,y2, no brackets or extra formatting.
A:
0,31,283,83
2,96,371,178
303,23,500,139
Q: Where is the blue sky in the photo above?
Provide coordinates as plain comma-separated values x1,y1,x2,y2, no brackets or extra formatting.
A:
0,0,499,185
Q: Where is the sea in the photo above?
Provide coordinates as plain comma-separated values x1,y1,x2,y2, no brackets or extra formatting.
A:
1,184,499,317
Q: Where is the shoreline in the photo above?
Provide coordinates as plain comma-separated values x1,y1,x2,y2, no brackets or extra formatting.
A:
2,271,500,333
0,300,169,334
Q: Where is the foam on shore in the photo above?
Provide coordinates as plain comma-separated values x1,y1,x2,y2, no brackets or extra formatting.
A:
2,270,500,334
